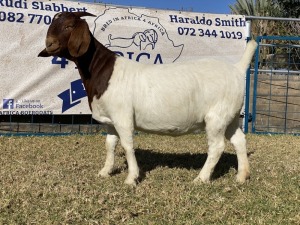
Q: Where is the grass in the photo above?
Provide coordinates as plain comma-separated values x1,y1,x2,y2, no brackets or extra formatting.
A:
0,133,299,224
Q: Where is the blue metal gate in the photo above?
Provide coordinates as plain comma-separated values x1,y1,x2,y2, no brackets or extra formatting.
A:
246,36,300,135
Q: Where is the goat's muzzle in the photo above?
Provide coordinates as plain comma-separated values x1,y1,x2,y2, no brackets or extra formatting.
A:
45,36,60,54
38,36,60,57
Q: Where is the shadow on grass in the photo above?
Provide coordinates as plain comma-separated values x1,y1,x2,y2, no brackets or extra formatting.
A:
132,149,238,183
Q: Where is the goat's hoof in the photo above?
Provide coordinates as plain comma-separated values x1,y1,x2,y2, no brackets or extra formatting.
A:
192,178,201,184
193,176,210,184
124,177,138,187
193,172,211,184
236,172,250,183
98,168,112,178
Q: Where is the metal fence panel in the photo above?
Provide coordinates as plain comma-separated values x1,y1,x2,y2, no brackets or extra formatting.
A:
250,36,300,135
0,115,103,136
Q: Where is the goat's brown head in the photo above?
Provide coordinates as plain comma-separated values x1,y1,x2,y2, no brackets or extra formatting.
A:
38,12,96,59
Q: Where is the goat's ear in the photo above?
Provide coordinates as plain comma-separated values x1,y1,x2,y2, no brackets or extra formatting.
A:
68,20,91,57
38,49,51,57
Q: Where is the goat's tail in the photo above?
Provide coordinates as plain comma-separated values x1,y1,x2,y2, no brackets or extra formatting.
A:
235,40,258,72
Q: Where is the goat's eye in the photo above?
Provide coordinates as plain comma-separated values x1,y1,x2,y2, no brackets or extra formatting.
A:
64,25,73,31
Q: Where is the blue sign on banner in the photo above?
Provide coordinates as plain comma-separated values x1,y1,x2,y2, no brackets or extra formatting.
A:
58,79,87,113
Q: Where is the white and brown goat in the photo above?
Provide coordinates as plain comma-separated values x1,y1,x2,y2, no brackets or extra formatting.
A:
39,12,257,186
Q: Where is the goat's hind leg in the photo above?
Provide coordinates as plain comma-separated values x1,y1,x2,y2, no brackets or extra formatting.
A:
194,116,226,183
98,126,119,177
225,117,250,183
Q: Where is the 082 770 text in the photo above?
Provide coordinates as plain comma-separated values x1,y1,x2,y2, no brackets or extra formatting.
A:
0,11,52,25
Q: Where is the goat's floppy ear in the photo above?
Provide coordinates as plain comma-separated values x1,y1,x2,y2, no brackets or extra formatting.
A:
38,49,51,57
68,19,91,57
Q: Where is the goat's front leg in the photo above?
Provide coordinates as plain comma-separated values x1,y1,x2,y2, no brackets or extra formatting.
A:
115,125,139,186
98,126,119,177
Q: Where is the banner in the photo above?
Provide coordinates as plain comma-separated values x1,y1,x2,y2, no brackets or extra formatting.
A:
0,0,247,115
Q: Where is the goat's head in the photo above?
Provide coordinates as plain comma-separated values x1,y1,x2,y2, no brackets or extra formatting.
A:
38,12,96,59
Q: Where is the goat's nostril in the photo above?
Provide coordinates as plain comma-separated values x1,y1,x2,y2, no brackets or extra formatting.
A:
44,36,60,53
46,42,53,48
45,36,58,48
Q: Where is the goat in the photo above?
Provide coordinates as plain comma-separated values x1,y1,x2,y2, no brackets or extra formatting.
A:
39,12,257,186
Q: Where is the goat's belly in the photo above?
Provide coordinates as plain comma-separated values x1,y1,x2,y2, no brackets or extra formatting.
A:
134,114,204,135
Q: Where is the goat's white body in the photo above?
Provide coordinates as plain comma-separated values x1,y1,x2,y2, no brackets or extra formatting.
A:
92,58,244,134
92,40,257,185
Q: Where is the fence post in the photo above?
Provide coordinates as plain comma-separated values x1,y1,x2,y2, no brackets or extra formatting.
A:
243,20,252,133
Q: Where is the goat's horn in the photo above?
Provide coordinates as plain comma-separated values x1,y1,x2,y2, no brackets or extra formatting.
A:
53,12,62,20
73,12,96,18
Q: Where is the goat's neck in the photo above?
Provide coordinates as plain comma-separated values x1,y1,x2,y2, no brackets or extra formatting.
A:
74,36,116,108
75,38,115,80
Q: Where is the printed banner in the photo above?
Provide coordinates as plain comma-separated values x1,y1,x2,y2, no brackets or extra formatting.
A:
0,0,247,115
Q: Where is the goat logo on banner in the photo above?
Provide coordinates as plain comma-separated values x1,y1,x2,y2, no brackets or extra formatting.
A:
105,29,158,51
92,7,184,64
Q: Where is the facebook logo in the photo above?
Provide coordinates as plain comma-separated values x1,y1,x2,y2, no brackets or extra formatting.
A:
3,99,14,109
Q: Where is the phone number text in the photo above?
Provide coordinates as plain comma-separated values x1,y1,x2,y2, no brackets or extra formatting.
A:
0,11,52,25
178,27,243,39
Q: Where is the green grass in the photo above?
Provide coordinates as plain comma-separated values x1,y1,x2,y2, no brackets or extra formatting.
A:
0,133,299,224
